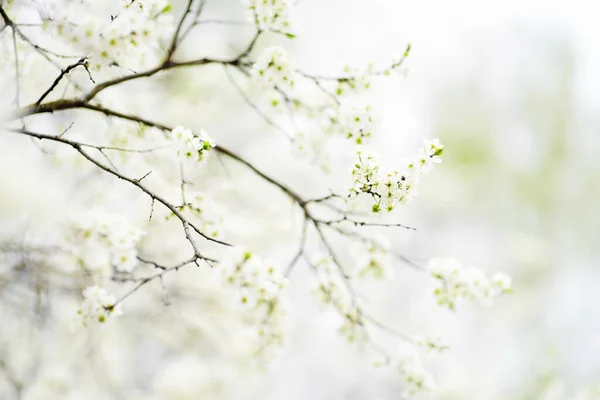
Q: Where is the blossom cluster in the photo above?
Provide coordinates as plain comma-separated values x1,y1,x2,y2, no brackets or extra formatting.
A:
76,285,122,326
312,255,368,344
429,257,512,310
349,139,444,213
374,346,437,398
246,0,293,33
414,334,449,353
64,211,145,277
395,348,438,397
217,247,289,360
335,66,373,97
334,49,411,97
251,46,295,90
326,105,375,145
171,126,215,167
44,0,174,70
352,240,392,280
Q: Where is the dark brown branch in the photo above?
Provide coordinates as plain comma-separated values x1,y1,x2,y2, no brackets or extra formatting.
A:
165,0,195,60
235,29,262,61
111,254,214,307
5,128,231,251
35,57,94,105
0,5,84,96
319,216,416,231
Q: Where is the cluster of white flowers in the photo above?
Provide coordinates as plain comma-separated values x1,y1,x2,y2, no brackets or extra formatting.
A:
326,105,375,145
395,348,438,398
334,52,411,97
289,104,376,171
217,247,289,360
44,0,174,70
76,285,122,326
352,240,392,280
170,126,215,167
349,139,444,213
409,138,444,175
246,0,293,33
429,257,512,310
374,347,437,398
312,255,367,343
335,70,373,97
414,334,449,353
251,46,295,90
64,211,145,276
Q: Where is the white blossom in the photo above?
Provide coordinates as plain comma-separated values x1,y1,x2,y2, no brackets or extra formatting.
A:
414,335,449,353
217,247,289,360
349,139,443,213
171,126,214,167
492,271,513,292
246,0,294,33
64,210,145,276
251,46,295,90
326,105,375,145
76,285,122,326
353,240,392,280
395,348,437,398
44,0,174,70
335,66,373,96
312,255,368,344
429,258,512,309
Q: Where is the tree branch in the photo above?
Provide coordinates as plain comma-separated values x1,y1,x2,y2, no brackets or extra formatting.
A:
4,128,231,252
35,57,94,105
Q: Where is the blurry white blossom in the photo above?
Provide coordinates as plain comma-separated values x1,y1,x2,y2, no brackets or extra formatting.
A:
327,105,375,145
252,46,295,90
335,66,373,97
414,334,449,353
246,0,294,33
76,285,122,326
312,255,368,344
429,258,513,309
43,0,174,70
352,240,392,280
395,348,437,398
217,247,289,360
58,210,145,276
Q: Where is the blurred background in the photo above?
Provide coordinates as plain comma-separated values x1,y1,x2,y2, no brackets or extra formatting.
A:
2,0,600,399
240,0,600,398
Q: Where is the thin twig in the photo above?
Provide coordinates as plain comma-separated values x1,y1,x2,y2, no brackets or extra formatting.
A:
223,65,292,140
5,128,232,251
165,0,195,60
285,216,309,277
35,57,94,105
